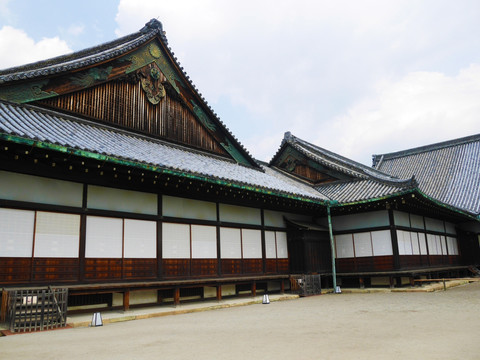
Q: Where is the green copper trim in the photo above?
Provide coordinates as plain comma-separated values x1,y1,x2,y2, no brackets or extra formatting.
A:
220,137,251,166
123,42,183,94
71,66,112,88
0,80,58,103
329,188,478,221
191,100,216,131
0,66,112,104
0,133,328,206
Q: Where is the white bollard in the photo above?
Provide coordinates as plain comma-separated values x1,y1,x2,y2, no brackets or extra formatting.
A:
262,294,270,304
91,312,103,327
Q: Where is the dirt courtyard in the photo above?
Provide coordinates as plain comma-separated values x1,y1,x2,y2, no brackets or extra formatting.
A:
2,282,480,360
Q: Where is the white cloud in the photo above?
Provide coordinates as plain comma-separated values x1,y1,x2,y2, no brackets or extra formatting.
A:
0,26,72,69
329,64,480,164
67,24,85,36
114,1,480,165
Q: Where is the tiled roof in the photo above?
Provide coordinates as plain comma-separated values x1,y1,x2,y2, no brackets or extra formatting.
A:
266,132,421,205
0,101,326,202
373,135,480,215
274,132,415,185
316,178,416,204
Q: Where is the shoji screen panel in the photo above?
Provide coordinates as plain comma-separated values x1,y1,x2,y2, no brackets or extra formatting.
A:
0,208,35,257
124,219,157,258
418,233,428,255
353,232,373,257
335,234,354,258
163,196,216,221
219,204,261,225
220,227,242,259
265,231,277,259
85,216,123,258
191,225,217,259
276,232,288,259
34,212,80,258
241,229,262,259
447,237,459,255
0,171,82,207
88,185,157,215
162,223,190,259
371,230,393,256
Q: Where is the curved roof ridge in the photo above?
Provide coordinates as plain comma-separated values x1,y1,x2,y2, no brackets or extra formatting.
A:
279,132,413,185
315,176,417,189
0,19,164,83
372,133,480,165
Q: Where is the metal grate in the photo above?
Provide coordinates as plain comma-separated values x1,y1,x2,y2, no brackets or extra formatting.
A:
7,287,68,332
290,275,322,296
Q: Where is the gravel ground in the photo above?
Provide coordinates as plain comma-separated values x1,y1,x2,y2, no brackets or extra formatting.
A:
2,282,480,360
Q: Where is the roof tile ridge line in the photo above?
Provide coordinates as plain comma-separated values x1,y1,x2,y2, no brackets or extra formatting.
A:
0,25,158,80
289,140,369,179
326,188,418,208
314,175,417,189
373,133,480,162
268,165,335,202
273,132,407,183
1,99,251,166
315,178,368,188
156,29,259,169
268,135,290,165
288,133,399,180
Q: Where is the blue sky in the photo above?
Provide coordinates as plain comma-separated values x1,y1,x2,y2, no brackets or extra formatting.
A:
1,0,480,165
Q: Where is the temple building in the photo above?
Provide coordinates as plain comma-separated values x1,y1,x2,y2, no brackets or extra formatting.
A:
0,19,478,315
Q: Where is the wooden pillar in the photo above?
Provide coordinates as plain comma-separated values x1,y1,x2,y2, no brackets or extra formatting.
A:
409,276,415,287
216,286,222,301
388,209,400,270
280,280,285,294
174,288,180,306
261,209,266,274
157,290,163,305
1,290,8,323
79,184,88,281
216,203,222,277
359,277,365,289
251,282,256,297
123,291,130,311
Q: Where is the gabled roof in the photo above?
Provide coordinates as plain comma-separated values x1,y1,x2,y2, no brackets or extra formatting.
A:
0,100,326,202
268,132,421,205
0,19,258,168
373,134,480,215
271,132,415,185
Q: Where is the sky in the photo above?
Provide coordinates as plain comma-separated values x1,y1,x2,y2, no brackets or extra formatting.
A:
1,0,480,166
